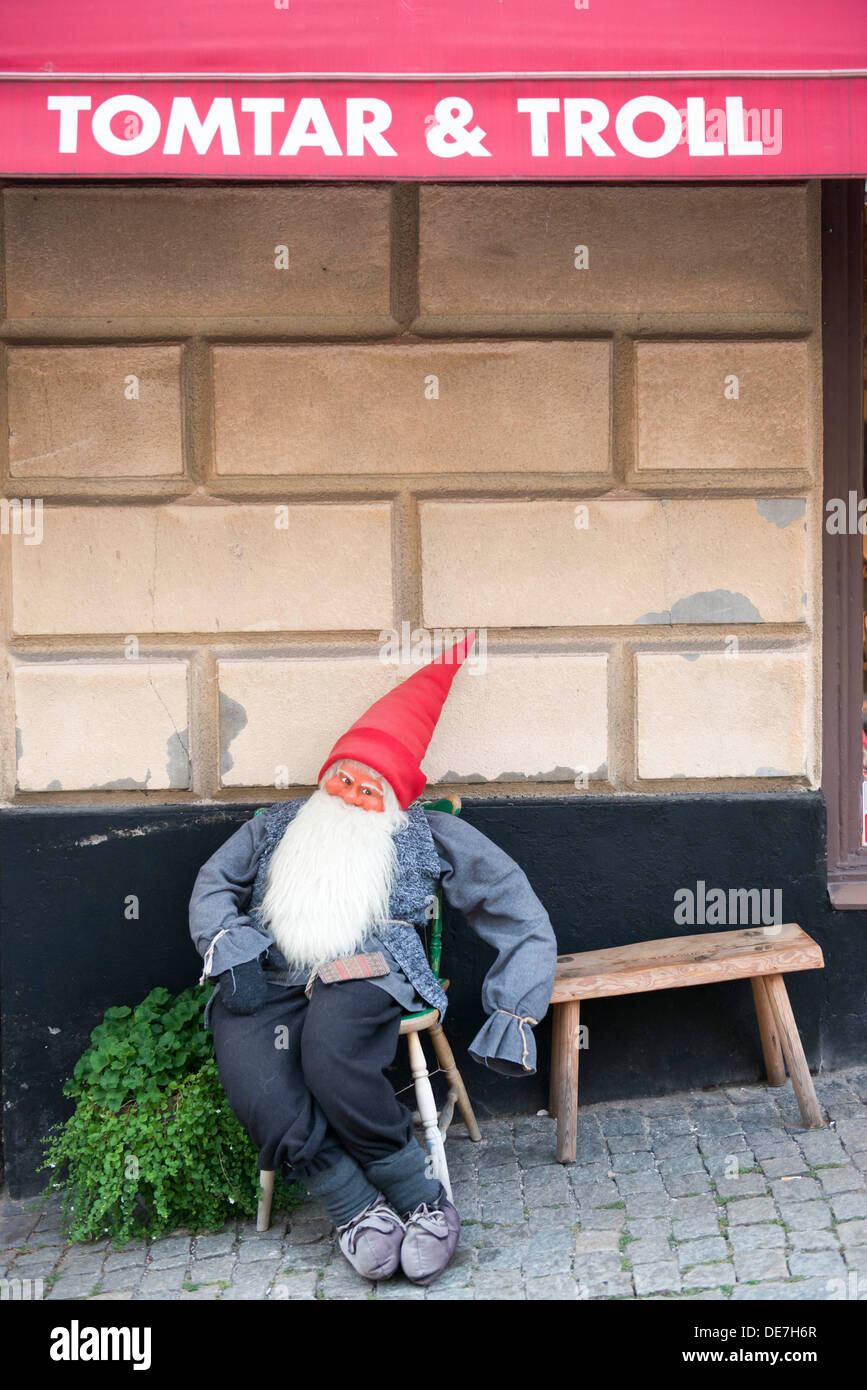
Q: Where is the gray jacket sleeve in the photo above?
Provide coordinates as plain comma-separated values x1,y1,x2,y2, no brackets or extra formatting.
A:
424,810,558,1078
188,814,273,980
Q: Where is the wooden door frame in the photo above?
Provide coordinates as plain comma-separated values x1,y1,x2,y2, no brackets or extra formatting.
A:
822,179,867,907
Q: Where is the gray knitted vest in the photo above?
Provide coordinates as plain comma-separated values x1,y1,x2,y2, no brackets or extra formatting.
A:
248,799,449,1017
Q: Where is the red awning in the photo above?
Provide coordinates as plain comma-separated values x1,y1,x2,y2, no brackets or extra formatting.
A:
2,0,866,178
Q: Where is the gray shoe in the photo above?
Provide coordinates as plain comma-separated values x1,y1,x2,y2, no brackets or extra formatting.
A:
400,1191,461,1286
337,1194,406,1281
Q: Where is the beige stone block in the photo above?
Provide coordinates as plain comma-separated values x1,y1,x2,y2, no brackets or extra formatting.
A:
11,504,393,634
635,651,808,779
424,651,608,784
419,184,810,318
219,648,607,788
8,346,183,477
3,186,391,318
213,340,611,475
635,341,811,472
218,656,397,787
14,660,189,790
421,498,807,628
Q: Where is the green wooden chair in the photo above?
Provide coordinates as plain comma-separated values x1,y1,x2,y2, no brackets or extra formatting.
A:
255,793,481,1232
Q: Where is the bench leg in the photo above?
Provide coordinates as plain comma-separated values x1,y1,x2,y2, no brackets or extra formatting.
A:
555,1001,582,1164
751,976,786,1087
762,973,823,1129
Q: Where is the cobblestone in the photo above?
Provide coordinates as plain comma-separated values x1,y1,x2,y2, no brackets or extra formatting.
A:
629,1235,674,1265
574,1229,621,1254
633,1261,682,1295
816,1167,865,1196
728,1222,786,1251
830,1191,867,1222
8,1065,867,1300
731,1248,788,1281
189,1254,237,1284
776,1200,834,1231
787,1249,847,1279
836,1218,867,1245
787,1228,840,1251
682,1262,736,1290
677,1236,728,1268
672,1212,721,1241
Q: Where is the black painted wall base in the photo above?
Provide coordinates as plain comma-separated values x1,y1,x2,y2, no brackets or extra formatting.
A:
2,791,865,1197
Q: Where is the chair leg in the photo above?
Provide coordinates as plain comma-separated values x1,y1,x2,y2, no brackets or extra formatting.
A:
429,1024,482,1142
555,1001,582,1164
437,1087,459,1137
257,1169,275,1233
762,973,824,1129
751,976,786,1087
407,1030,452,1202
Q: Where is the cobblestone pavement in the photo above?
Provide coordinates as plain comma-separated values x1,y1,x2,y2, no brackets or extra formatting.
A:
4,1067,867,1302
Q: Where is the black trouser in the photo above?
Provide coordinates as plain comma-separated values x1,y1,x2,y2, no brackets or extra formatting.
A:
209,975,441,1222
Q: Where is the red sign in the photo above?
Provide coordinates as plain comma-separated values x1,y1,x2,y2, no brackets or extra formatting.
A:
2,79,866,179
2,1,866,178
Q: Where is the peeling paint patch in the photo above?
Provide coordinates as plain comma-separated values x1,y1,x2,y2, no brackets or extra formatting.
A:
46,779,62,791
438,766,580,783
435,770,486,784
220,692,248,777
15,725,22,763
75,825,158,843
670,591,762,624
96,770,152,791
73,824,169,849
755,766,790,776
166,727,191,788
755,498,806,528
634,610,672,625
494,765,578,782
680,653,701,662
801,592,807,607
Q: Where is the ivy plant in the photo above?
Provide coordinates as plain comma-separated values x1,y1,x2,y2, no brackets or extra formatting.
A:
39,984,301,1247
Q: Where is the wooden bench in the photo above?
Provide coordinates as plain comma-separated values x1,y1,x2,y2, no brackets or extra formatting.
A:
548,923,825,1163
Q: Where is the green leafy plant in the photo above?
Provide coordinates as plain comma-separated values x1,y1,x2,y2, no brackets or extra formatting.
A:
39,984,301,1247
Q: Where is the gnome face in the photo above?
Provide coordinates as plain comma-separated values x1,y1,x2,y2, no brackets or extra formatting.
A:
322,760,387,813
257,760,407,970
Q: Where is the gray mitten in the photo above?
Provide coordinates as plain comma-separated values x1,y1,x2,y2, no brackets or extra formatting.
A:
217,954,269,1015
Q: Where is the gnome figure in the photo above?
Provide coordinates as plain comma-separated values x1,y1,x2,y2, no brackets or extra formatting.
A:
189,635,557,1286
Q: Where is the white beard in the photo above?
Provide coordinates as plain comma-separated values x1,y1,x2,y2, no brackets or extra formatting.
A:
258,787,404,970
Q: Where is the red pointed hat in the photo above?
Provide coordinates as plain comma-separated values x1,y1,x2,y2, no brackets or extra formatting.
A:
318,632,475,809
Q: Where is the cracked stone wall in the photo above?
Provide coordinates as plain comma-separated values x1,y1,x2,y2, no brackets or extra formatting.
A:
0,180,822,803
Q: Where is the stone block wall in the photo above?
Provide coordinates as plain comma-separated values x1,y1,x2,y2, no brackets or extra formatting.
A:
0,180,822,802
